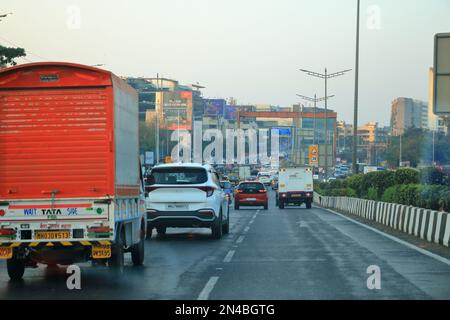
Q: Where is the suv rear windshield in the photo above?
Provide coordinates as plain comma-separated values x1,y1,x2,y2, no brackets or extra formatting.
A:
148,167,208,185
239,183,265,191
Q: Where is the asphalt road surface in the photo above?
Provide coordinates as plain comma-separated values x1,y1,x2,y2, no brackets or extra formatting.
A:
0,191,449,300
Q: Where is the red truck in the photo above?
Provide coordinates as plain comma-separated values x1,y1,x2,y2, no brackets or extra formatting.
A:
0,62,146,280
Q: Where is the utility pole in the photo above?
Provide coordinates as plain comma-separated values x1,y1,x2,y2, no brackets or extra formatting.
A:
156,73,160,164
299,68,351,179
399,134,402,167
352,0,361,175
296,94,335,145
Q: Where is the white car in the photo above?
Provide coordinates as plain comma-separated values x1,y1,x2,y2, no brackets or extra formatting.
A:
257,172,272,186
145,163,229,239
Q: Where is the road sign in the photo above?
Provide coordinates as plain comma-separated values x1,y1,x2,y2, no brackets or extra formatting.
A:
433,33,450,115
308,145,319,166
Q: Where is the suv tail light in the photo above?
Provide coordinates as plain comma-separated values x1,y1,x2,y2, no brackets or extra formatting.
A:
258,190,267,193
198,186,216,197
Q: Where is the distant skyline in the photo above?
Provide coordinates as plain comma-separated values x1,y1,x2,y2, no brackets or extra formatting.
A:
2,0,450,126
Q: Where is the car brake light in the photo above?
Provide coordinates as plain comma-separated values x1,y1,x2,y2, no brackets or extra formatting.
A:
196,186,216,197
0,209,5,217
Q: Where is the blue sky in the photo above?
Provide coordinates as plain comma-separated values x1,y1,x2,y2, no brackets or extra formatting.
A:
2,0,450,125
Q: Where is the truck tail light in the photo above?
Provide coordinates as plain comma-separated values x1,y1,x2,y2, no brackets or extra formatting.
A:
0,229,17,237
87,227,112,238
280,193,287,198
0,209,5,217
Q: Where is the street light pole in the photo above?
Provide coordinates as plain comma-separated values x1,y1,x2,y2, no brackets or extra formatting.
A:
352,0,361,175
296,93,335,146
299,68,351,179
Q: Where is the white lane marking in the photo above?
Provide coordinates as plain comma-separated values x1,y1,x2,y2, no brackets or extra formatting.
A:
249,219,254,225
197,276,219,300
244,226,250,233
236,235,245,244
322,208,450,267
223,250,235,263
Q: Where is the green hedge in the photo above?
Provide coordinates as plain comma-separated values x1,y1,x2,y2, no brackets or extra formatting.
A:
317,167,450,212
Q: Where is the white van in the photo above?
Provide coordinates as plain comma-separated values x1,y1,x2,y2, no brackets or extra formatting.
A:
276,167,314,209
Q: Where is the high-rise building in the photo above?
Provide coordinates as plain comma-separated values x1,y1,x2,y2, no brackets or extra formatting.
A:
390,97,428,136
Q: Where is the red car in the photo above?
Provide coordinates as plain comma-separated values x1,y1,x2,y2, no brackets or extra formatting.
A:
234,182,268,210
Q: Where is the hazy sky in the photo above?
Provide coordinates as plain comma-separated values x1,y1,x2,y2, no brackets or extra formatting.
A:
2,0,450,125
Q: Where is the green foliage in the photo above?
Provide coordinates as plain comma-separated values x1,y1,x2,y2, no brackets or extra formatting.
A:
319,168,450,212
381,186,397,203
367,187,378,201
346,174,364,197
394,168,419,185
0,45,26,67
419,167,444,185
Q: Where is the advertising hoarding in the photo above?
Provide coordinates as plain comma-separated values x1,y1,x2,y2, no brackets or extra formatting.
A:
204,99,226,117
159,91,193,130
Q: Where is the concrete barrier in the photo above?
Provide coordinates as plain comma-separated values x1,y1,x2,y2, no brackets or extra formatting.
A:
314,192,450,248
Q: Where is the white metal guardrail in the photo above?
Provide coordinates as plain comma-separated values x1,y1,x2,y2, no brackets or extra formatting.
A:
314,193,450,248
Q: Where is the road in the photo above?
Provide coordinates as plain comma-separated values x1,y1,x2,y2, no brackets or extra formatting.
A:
0,191,449,300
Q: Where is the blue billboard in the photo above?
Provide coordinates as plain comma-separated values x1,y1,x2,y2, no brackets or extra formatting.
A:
204,99,226,117
224,105,237,120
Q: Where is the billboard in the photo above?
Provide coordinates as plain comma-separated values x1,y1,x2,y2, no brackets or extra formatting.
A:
204,99,226,117
160,91,193,130
224,105,237,120
434,33,450,115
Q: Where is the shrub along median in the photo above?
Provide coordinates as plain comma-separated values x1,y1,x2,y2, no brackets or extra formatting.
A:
315,168,450,212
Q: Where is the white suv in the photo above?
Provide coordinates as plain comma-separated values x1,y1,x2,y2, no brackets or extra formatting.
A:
145,163,229,239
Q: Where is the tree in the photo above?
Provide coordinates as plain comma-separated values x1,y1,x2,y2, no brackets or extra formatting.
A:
0,45,26,68
385,128,450,168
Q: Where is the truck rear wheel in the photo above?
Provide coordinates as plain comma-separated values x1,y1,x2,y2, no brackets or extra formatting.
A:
279,201,285,209
131,230,145,266
7,258,25,281
306,201,312,209
109,233,124,273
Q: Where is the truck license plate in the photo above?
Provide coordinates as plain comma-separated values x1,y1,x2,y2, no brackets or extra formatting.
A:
35,231,70,240
292,194,302,198
0,247,13,260
92,244,111,259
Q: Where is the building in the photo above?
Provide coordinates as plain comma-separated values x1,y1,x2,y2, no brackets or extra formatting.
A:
428,68,448,134
336,121,390,165
391,97,428,136
237,105,337,167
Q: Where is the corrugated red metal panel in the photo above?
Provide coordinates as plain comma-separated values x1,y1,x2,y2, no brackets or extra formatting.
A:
0,87,114,199
0,62,112,89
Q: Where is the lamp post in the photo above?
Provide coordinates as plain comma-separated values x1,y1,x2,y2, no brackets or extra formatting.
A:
296,94,335,146
352,0,361,175
299,68,351,179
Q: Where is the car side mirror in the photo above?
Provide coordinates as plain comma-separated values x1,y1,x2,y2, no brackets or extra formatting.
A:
145,192,149,198
219,182,225,189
